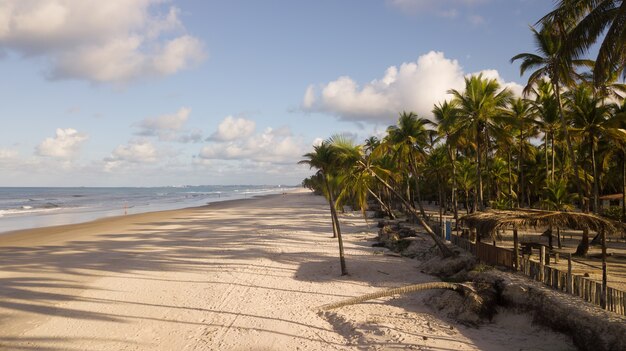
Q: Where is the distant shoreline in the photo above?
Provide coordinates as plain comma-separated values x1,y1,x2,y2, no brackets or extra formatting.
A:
0,187,301,236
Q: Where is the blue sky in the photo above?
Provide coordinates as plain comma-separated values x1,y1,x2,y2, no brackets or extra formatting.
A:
0,0,555,186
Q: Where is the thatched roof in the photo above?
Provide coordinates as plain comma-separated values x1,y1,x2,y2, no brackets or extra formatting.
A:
460,209,622,240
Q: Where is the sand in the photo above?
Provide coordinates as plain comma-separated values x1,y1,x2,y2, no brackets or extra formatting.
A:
0,190,576,350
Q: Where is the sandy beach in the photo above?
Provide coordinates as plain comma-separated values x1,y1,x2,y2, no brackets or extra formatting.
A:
0,190,575,350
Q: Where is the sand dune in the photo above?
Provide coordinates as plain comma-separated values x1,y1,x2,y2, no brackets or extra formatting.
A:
0,191,574,350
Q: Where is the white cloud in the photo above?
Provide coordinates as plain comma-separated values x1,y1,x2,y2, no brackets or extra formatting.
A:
0,0,206,83
477,69,524,97
0,148,17,159
36,128,87,159
302,51,522,123
103,140,159,171
200,126,306,165
135,107,201,142
209,115,256,142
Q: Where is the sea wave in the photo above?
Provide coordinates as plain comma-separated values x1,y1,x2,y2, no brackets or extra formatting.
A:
0,206,62,217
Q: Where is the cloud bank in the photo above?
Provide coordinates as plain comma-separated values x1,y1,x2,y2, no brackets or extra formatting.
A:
0,0,206,83
302,51,522,123
200,116,306,165
136,107,202,143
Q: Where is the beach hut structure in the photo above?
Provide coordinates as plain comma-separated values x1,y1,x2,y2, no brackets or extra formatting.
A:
459,209,621,309
599,193,624,208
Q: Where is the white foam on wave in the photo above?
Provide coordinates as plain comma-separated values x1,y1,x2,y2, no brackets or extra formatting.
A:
0,207,62,217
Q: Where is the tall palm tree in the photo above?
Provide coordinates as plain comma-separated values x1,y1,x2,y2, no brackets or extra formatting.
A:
531,79,561,182
566,85,612,213
448,74,513,210
456,158,476,214
511,22,591,209
434,100,461,222
299,141,348,275
543,0,626,85
384,111,433,218
504,97,538,207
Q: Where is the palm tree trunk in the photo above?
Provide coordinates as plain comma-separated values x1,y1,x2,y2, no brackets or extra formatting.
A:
476,127,484,211
438,183,444,239
449,145,459,225
543,132,550,183
409,155,427,219
368,188,395,219
320,281,472,311
519,128,525,208
485,130,492,207
551,132,556,182
324,180,338,239
507,151,514,206
324,175,348,275
368,167,454,258
575,228,590,257
554,79,585,210
622,150,625,221
592,142,600,213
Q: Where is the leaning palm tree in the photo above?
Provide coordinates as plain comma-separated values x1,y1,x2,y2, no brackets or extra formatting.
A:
511,22,592,209
299,141,348,275
543,0,626,85
448,74,513,210
337,142,455,258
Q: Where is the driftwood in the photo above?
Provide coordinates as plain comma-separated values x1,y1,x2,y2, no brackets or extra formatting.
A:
319,282,478,311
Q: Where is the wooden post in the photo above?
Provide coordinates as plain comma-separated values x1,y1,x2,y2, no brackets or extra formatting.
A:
555,252,559,264
601,229,607,309
567,253,573,294
539,245,546,283
513,228,519,271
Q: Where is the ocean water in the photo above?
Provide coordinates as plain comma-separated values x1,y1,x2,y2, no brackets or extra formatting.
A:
0,185,292,234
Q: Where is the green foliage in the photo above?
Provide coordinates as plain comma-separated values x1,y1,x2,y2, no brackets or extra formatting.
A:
602,206,624,222
541,178,575,211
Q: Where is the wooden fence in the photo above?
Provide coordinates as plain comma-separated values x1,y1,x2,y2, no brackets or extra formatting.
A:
450,234,515,269
450,233,626,315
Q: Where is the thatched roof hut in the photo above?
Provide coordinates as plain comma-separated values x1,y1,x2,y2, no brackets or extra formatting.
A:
460,209,621,240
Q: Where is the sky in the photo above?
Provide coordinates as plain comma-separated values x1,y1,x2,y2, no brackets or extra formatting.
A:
0,0,557,187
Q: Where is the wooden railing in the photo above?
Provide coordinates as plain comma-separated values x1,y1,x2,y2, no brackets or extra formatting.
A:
450,233,626,315
450,234,515,269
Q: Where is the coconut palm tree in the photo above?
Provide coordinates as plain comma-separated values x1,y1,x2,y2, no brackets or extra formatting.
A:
456,158,476,214
434,100,461,222
336,141,455,258
384,111,433,218
448,74,513,210
531,79,561,182
511,22,592,209
543,0,626,85
503,97,538,207
299,141,348,275
566,85,612,213
541,177,576,249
